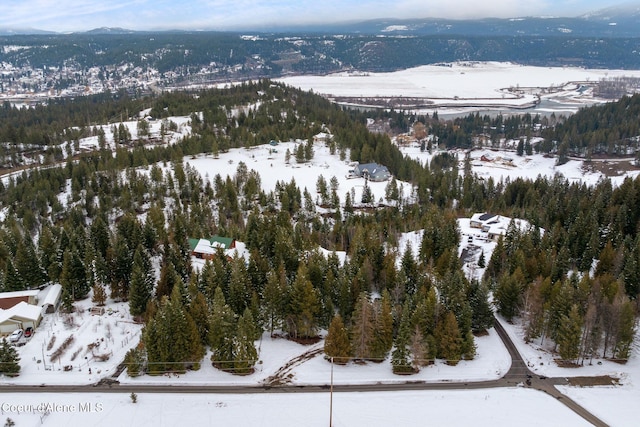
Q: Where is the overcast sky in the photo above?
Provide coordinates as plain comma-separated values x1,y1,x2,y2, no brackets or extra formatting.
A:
0,0,622,32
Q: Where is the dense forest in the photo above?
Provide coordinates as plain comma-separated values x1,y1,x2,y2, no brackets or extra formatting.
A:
0,81,639,375
3,33,640,78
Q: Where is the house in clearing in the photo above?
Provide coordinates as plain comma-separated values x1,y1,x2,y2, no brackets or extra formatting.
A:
313,132,333,144
469,212,536,242
352,163,391,182
189,236,237,260
470,213,499,230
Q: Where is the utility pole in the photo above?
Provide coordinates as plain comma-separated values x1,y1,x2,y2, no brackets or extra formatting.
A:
329,357,334,427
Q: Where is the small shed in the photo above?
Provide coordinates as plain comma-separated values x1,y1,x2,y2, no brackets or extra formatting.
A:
40,284,63,314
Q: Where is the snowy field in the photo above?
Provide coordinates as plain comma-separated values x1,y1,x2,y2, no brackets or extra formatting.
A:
278,61,640,115
0,389,591,427
184,140,414,206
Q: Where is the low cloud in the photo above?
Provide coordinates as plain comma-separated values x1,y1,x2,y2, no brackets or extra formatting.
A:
0,0,605,32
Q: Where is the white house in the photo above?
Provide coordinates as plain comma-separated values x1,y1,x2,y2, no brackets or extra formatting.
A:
0,301,43,335
469,212,538,242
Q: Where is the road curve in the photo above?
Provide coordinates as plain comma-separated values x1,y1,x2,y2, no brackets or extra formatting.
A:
493,318,609,427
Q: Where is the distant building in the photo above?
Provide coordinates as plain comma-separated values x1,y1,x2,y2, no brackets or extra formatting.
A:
352,163,391,182
469,212,536,242
313,132,333,144
189,236,237,260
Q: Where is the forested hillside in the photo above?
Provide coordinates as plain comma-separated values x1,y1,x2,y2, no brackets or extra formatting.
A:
0,81,639,374
3,33,640,77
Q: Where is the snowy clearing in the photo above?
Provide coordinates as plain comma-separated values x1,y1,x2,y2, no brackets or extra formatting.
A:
0,389,591,427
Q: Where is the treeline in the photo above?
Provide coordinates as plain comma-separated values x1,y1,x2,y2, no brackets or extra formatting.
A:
543,94,640,157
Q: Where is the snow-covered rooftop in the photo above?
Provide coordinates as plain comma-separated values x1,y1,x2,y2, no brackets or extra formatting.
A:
0,301,42,324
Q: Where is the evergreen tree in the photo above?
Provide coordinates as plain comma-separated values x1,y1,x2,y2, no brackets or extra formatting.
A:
286,265,320,339
155,253,179,300
468,280,494,333
14,237,46,288
495,271,522,322
436,311,462,366
295,143,305,163
263,268,287,335
110,235,132,301
304,139,314,161
478,250,486,268
91,283,107,306
344,191,353,214
124,348,143,377
400,243,419,295
169,215,192,282
525,139,533,155
208,287,236,371
392,301,413,374
370,290,394,360
324,314,351,364
361,179,373,204
557,304,583,364
350,292,374,360
228,256,251,315
614,300,636,360
385,177,399,203
0,339,20,376
143,286,204,375
188,292,211,346
233,308,259,375
38,226,59,282
129,247,154,317
59,249,89,300
3,260,24,292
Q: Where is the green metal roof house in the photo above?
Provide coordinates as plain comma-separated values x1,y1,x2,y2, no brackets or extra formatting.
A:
189,236,236,260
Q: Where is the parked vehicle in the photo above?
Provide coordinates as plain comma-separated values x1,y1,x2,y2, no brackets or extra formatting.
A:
24,327,34,338
8,329,23,342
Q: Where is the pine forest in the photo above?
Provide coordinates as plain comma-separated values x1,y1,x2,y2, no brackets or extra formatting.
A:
1,81,640,375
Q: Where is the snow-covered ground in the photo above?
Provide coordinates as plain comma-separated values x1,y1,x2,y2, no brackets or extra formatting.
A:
184,140,414,206
78,115,193,153
499,315,639,427
0,388,591,427
399,146,640,187
278,61,640,115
